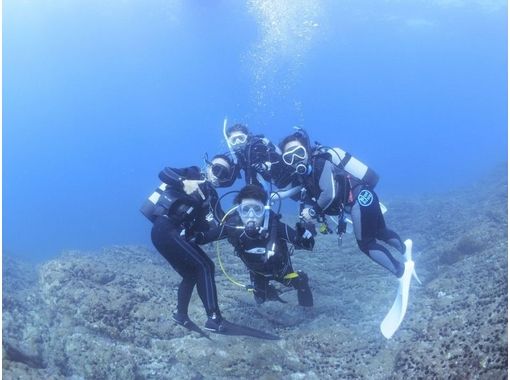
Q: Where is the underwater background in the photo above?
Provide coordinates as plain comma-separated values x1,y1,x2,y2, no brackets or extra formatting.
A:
3,1,508,379
4,0,507,260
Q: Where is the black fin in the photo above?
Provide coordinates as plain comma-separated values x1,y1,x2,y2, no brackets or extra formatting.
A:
208,320,280,340
173,315,211,340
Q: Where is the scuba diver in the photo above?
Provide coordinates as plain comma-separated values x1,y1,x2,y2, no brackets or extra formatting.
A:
204,153,238,188
202,153,238,225
277,128,419,338
195,184,315,307
140,165,226,334
278,129,406,275
224,123,283,187
140,163,280,340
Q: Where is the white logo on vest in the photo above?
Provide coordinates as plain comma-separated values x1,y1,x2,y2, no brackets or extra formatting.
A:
357,190,374,207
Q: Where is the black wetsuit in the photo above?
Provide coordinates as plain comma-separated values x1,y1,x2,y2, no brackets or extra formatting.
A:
285,155,405,277
196,212,315,306
149,167,223,319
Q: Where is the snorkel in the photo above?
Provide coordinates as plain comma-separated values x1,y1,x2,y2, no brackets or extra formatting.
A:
261,180,277,259
223,117,238,164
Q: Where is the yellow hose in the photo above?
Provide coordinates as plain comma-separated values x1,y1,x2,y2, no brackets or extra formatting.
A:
216,206,253,291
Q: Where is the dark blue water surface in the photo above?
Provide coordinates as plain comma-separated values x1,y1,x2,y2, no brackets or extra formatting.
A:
4,1,507,260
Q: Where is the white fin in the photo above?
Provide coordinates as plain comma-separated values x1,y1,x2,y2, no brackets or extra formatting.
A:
403,239,422,284
380,239,415,339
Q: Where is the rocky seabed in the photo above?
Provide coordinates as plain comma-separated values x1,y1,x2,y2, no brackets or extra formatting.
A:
3,174,507,379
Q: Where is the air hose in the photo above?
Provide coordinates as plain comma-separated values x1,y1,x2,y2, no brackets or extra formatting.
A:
216,205,254,292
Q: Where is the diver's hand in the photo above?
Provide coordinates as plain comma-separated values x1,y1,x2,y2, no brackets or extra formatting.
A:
300,207,316,222
296,221,317,239
252,162,269,173
296,221,315,250
301,229,313,239
182,180,206,196
191,231,206,244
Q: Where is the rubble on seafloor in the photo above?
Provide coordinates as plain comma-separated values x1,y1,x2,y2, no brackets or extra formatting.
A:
3,168,507,379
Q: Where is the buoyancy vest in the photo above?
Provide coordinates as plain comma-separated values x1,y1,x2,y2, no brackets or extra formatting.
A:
231,213,288,274
303,156,350,215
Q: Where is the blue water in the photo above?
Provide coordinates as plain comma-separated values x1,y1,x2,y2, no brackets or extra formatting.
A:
4,0,507,260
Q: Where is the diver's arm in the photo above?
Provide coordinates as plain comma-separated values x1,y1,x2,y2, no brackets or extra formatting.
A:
209,187,226,222
194,224,229,244
279,221,296,244
279,221,315,251
159,166,202,187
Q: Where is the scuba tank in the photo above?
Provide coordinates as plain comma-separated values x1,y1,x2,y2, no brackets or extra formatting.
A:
140,167,198,223
315,145,379,189
140,182,167,223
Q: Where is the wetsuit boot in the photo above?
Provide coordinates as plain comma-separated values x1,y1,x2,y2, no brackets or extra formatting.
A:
172,312,192,326
204,312,226,332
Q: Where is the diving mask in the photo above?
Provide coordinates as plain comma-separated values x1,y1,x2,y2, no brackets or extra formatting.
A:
228,132,248,146
282,145,307,166
238,199,266,230
238,202,265,218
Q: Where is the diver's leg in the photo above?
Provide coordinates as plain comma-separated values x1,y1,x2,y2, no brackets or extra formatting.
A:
152,221,220,318
357,239,404,277
152,219,195,313
177,275,197,316
172,238,221,318
351,196,404,278
151,219,200,322
251,272,269,304
286,271,313,307
377,227,405,255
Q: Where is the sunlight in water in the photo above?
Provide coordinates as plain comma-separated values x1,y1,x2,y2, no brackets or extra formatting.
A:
245,0,322,112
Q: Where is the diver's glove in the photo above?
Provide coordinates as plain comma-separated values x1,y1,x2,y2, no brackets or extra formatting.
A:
189,231,206,244
182,179,206,197
300,207,316,222
295,221,316,250
252,161,270,174
296,221,317,237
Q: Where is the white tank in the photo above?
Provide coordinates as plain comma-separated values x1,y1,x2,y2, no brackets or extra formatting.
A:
148,183,167,204
140,183,167,222
324,147,379,188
